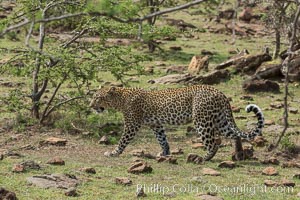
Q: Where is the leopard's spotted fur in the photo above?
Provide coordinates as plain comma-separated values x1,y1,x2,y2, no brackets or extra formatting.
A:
90,85,264,161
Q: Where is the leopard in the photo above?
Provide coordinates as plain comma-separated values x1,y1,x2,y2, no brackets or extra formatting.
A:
89,85,264,161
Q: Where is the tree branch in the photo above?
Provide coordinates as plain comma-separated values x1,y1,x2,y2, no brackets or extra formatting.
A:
61,28,89,48
1,0,209,36
25,21,35,47
44,96,83,118
1,18,30,36
136,0,209,22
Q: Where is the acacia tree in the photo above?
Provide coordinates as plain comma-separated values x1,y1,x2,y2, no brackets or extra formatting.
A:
0,0,210,124
0,0,147,123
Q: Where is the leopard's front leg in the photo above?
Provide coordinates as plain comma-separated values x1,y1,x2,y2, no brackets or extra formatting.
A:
104,121,141,157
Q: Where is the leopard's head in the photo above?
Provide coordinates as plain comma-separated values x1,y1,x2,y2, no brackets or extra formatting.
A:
89,86,118,113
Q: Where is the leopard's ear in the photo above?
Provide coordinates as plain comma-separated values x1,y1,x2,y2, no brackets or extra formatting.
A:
98,85,103,89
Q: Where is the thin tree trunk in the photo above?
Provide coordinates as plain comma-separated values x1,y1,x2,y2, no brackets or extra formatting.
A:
31,11,46,119
147,0,158,52
273,28,281,59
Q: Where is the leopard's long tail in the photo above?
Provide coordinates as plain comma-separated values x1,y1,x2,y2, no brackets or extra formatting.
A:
218,104,264,140
236,104,264,139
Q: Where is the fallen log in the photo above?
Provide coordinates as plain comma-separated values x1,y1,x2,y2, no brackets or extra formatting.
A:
148,69,230,85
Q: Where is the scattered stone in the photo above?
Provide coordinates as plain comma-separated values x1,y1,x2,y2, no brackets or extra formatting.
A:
281,161,300,168
165,65,186,74
197,194,223,200
252,136,267,147
0,187,18,200
293,173,300,179
281,179,295,187
242,79,280,93
65,187,78,197
130,150,156,159
156,156,178,164
191,176,204,183
188,55,209,74
187,153,203,164
289,107,298,114
19,144,36,150
231,106,240,113
270,102,283,109
165,18,197,31
219,8,235,19
27,174,80,189
201,49,214,56
164,192,177,198
20,160,41,170
5,151,23,158
264,120,275,125
297,192,300,198
115,177,132,186
98,136,109,145
136,187,147,197
218,161,236,169
40,137,67,146
127,161,153,174
171,148,184,155
239,7,253,22
264,180,278,187
10,134,24,141
261,157,280,165
12,164,25,173
254,63,282,80
262,167,278,176
192,143,205,149
240,95,253,101
46,157,65,165
169,46,182,51
202,168,221,176
79,167,96,174
144,66,154,74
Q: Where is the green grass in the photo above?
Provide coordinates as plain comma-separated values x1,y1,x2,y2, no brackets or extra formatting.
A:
0,130,299,200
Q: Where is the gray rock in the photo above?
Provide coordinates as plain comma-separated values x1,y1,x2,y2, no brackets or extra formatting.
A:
27,174,80,189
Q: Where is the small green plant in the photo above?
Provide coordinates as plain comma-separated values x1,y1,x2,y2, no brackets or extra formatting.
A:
280,135,296,152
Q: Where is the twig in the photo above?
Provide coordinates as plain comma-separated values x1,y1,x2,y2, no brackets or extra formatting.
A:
44,96,83,118
61,28,89,48
25,21,35,47
1,18,30,36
